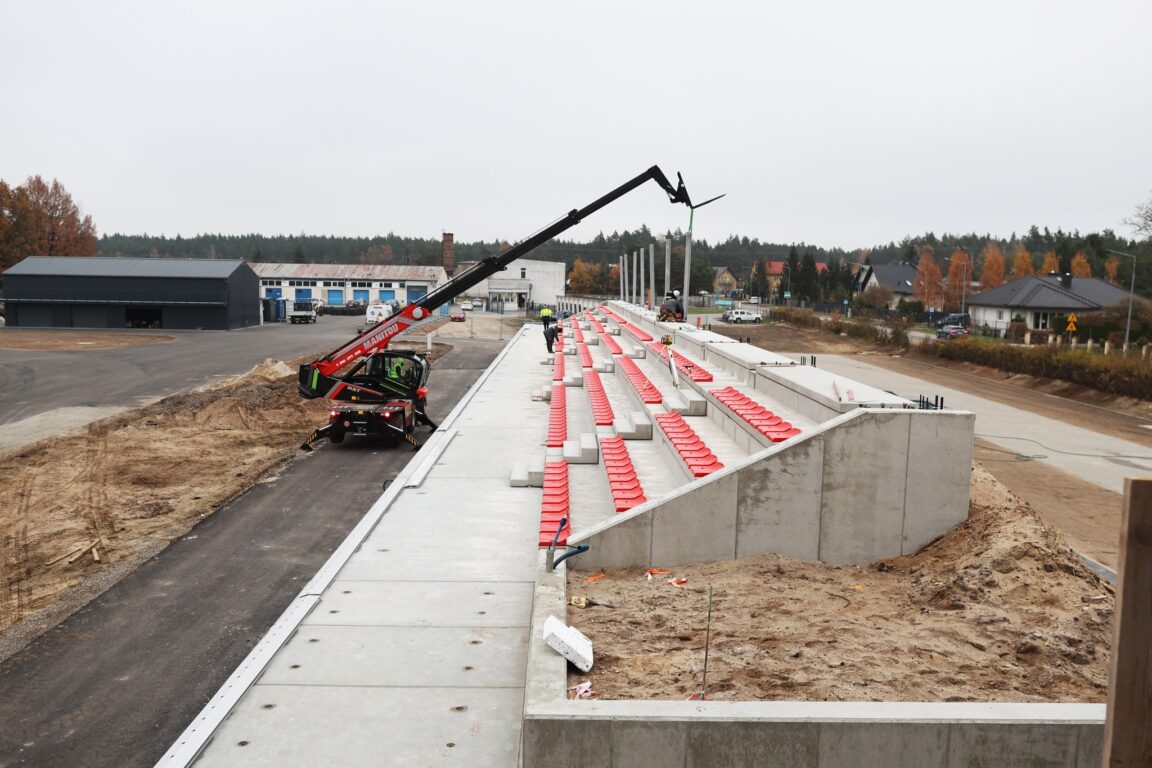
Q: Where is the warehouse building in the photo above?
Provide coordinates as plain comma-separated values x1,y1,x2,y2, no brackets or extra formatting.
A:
1,256,260,329
251,263,449,307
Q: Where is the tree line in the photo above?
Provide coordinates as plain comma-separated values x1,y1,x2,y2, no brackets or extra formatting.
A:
4,177,1150,302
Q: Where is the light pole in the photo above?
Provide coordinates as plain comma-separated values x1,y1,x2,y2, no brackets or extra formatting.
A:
1106,248,1139,350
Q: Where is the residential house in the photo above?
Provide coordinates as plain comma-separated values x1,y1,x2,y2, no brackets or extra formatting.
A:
712,267,739,296
966,274,1131,336
852,263,918,309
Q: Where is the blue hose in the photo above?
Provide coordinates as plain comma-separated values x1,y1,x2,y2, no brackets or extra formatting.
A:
552,544,588,569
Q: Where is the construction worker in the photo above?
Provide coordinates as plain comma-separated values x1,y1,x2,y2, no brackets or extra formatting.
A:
540,305,555,328
658,291,684,322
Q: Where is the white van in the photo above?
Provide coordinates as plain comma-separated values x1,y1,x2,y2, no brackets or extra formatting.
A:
366,302,392,325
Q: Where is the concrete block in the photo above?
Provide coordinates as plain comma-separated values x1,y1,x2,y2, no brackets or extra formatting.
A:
563,372,584,388
564,346,577,356
616,410,653,440
1075,724,1104,766
650,473,739,566
686,721,819,767
585,334,598,345
610,327,621,335
510,462,530,487
562,433,599,464
818,722,948,767
542,615,593,672
902,412,974,555
735,434,824,560
594,360,615,374
527,457,546,487
665,388,707,416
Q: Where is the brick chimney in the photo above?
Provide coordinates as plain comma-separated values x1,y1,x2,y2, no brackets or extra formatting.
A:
442,232,455,276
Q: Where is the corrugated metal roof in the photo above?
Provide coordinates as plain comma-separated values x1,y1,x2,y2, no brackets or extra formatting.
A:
250,263,447,282
968,276,1130,311
4,256,247,279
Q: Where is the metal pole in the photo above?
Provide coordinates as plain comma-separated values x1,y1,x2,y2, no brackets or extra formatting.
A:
683,231,693,313
619,254,625,301
638,249,644,308
1126,256,1135,350
649,244,655,310
664,239,671,299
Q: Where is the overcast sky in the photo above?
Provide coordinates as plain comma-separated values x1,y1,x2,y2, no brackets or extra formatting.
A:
3,1,1151,252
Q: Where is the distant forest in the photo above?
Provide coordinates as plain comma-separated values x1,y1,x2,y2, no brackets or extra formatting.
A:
100,224,1150,295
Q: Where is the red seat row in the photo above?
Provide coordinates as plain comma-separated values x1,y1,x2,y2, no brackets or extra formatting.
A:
597,332,623,355
584,370,615,426
552,349,565,382
653,412,724,477
617,356,662,404
619,322,653,342
539,460,570,547
585,314,606,333
570,324,585,343
546,384,567,448
645,342,714,382
577,343,594,369
600,436,646,512
709,386,802,443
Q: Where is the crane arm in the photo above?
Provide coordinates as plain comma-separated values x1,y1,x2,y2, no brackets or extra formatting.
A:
299,165,704,399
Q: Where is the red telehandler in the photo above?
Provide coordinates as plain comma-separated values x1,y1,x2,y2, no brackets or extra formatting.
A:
297,166,721,449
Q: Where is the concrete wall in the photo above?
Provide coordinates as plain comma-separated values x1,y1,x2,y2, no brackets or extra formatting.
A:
568,408,975,568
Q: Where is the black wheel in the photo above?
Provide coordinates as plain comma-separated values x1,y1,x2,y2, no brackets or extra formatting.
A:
754,317,762,323
734,318,743,324
329,429,345,444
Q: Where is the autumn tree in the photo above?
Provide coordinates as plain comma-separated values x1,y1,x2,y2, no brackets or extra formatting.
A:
1011,246,1035,278
914,252,943,310
20,176,98,258
1105,255,1120,284
979,242,1006,290
1039,250,1060,276
567,257,600,295
1070,251,1093,277
943,248,971,311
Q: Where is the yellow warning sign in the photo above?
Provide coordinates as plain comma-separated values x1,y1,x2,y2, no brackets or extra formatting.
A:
1066,312,1078,332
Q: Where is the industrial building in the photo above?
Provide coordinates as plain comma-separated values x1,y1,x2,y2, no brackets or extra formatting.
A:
251,263,449,307
1,256,260,330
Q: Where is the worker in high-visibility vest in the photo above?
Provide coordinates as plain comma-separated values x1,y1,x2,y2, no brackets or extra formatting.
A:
540,306,554,328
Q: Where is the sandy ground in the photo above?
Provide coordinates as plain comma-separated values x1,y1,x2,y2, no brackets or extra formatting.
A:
567,465,1112,702
0,329,177,350
0,313,1128,701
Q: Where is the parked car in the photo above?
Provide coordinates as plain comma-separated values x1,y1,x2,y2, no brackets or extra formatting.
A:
935,312,971,329
723,308,762,324
449,310,466,322
936,324,969,340
459,300,473,311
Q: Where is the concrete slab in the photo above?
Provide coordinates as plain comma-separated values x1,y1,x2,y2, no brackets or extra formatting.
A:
259,625,528,687
902,412,973,554
736,434,825,560
192,685,523,768
819,411,910,564
302,580,533,627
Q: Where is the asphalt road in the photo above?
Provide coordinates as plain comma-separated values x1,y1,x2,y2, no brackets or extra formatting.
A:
0,334,504,768
0,315,373,426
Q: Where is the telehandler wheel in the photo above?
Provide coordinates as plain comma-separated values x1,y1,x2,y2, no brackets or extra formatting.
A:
329,429,345,444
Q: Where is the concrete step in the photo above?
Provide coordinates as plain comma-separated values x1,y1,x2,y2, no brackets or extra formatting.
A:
615,410,653,440
562,433,599,464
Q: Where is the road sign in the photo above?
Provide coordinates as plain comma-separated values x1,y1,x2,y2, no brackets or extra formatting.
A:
1067,312,1078,332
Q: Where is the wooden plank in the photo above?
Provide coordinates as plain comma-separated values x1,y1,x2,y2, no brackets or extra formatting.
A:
64,540,98,565
46,543,88,566
1102,477,1152,766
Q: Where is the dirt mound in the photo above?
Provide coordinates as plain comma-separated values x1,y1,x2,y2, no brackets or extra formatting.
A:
567,465,1112,703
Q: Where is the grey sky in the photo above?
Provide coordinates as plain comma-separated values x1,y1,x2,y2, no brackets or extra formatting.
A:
3,1,1150,252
